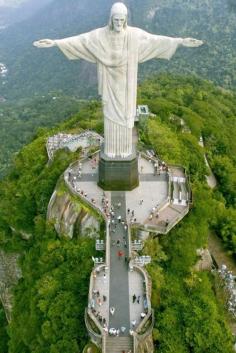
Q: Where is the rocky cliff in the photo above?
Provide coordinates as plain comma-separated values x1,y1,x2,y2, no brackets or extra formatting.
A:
47,183,101,239
0,250,22,322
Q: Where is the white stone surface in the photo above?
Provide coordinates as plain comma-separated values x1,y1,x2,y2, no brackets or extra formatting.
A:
34,3,203,159
91,267,110,324
129,270,145,329
69,155,168,224
138,156,156,174
126,181,168,224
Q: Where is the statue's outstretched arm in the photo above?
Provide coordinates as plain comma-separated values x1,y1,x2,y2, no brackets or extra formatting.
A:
33,39,56,48
138,28,204,63
181,38,204,48
33,33,97,62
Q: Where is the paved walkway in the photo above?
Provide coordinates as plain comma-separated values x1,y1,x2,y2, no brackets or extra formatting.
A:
65,153,190,341
126,178,168,224
86,188,147,342
129,270,145,328
91,267,109,325
66,153,190,236
68,154,169,225
109,192,130,333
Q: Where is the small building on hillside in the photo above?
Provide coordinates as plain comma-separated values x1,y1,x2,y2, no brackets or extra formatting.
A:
135,105,150,122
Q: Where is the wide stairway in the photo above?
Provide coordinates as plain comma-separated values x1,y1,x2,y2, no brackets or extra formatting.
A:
105,336,133,353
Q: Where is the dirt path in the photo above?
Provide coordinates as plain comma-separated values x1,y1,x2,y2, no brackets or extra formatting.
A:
199,137,217,189
204,155,217,189
208,232,236,272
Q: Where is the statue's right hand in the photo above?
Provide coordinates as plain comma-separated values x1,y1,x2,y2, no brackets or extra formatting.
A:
33,39,55,48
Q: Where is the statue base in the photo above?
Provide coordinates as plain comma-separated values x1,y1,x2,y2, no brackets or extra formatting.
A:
98,148,139,191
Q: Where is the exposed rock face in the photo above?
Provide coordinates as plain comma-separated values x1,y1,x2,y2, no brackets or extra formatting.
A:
194,248,213,271
0,250,22,322
137,334,154,353
47,189,100,238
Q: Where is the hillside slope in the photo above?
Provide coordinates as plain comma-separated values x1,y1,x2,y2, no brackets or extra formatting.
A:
0,76,235,352
0,0,53,29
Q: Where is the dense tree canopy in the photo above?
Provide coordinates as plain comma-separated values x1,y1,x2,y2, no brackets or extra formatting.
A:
0,75,235,352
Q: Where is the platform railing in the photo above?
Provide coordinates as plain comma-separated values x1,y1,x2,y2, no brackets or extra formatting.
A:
84,308,102,347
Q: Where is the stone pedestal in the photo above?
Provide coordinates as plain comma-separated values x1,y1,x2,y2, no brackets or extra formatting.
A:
98,147,139,191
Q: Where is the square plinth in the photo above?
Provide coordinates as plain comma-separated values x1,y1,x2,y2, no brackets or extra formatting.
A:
98,150,139,191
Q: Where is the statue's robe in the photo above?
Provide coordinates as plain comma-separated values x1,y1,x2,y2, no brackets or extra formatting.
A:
55,26,182,157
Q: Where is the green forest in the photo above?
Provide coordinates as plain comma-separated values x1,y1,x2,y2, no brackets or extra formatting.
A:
0,75,235,352
0,94,87,178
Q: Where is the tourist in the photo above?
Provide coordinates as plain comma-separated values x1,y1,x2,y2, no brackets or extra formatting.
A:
131,319,136,328
137,295,140,304
97,298,102,306
132,294,136,303
140,312,146,319
109,327,116,335
110,307,115,315
127,208,130,214
121,326,126,333
117,250,123,259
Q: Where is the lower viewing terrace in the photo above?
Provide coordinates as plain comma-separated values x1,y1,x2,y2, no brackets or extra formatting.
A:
62,143,191,353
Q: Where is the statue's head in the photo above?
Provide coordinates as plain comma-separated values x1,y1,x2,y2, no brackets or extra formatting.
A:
109,2,128,32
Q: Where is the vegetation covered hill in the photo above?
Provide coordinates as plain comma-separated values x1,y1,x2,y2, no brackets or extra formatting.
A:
0,0,53,28
0,75,235,352
0,94,87,178
137,75,236,254
0,0,236,99
0,100,103,353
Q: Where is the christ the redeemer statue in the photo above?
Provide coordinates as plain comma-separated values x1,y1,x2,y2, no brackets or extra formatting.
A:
34,2,203,159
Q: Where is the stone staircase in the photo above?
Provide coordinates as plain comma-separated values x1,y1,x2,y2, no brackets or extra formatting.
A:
105,336,133,353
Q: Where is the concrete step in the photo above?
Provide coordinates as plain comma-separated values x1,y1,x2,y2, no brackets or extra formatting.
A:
105,336,133,353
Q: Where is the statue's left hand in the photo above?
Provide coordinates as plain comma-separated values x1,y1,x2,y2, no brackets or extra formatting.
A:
182,38,204,48
33,39,55,48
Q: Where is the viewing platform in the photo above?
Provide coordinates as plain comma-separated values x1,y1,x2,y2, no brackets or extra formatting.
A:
61,141,191,353
64,149,190,236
